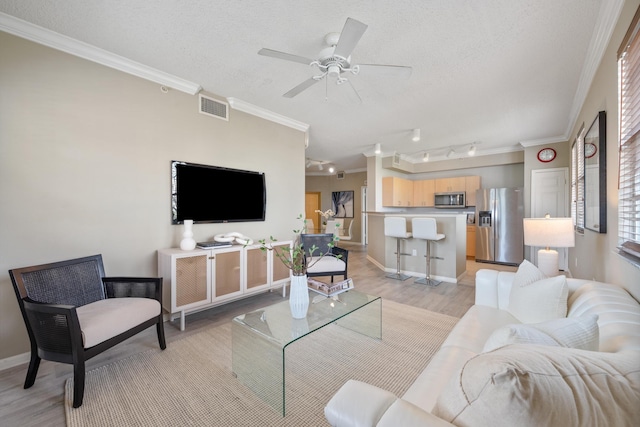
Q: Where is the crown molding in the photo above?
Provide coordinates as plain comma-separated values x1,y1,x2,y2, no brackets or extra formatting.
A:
227,97,309,133
0,12,201,95
520,135,567,148
564,0,625,138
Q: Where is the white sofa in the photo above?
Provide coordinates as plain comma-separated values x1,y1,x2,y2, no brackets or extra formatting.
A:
325,266,640,426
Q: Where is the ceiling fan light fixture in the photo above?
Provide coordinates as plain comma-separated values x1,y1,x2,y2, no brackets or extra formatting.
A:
374,143,381,154
412,128,421,142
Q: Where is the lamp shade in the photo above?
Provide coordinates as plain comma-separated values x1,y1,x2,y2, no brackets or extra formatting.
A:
523,217,575,248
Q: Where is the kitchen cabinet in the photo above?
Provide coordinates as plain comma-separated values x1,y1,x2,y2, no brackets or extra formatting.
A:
413,179,435,207
466,225,476,258
435,177,466,193
465,176,481,206
382,176,414,206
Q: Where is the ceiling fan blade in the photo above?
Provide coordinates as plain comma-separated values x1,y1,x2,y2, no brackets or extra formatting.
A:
357,64,413,78
258,48,314,66
333,18,368,59
283,77,320,98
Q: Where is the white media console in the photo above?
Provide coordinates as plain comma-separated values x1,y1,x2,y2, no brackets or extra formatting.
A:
158,241,292,330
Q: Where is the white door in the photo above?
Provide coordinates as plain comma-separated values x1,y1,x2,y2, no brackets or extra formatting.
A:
531,168,569,270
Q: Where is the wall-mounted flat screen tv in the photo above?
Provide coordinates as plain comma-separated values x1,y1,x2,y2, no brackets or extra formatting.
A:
171,160,266,224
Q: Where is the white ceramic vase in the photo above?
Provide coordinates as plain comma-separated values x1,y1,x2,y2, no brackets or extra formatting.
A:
180,219,196,250
289,273,310,319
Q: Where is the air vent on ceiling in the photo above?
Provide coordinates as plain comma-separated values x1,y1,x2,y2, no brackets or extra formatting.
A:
392,152,401,167
336,171,345,180
199,94,229,121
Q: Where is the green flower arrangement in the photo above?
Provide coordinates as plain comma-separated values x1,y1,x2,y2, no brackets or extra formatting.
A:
257,214,340,276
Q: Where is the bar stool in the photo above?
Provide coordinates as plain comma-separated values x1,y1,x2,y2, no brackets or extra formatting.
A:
412,218,445,286
384,217,412,280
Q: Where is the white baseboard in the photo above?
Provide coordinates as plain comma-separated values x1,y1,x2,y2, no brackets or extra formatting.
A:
0,351,29,372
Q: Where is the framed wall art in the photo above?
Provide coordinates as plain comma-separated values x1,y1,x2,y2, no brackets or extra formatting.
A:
331,191,354,218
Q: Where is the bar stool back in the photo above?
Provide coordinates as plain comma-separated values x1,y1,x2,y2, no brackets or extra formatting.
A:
412,218,445,286
384,217,412,281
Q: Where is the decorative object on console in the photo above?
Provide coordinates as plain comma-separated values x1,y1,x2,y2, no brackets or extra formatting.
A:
214,232,254,245
180,219,196,250
523,215,574,277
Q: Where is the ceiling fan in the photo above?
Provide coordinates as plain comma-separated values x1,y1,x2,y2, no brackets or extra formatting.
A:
258,17,412,100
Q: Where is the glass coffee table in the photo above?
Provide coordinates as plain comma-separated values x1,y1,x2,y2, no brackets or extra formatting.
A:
231,289,382,416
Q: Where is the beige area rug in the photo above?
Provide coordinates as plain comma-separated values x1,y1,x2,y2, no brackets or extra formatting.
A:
65,300,458,426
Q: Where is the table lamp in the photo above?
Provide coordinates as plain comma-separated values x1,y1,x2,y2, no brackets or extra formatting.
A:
523,215,575,277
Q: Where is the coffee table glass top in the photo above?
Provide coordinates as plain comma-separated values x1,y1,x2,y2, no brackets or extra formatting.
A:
231,289,382,415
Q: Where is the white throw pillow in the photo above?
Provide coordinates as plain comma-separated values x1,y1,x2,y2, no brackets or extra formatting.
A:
483,314,600,352
508,275,568,323
512,259,547,288
433,344,640,426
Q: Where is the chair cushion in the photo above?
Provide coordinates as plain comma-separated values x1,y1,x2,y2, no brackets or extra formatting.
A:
433,344,640,427
306,256,346,274
508,275,568,323
483,314,599,352
76,298,160,348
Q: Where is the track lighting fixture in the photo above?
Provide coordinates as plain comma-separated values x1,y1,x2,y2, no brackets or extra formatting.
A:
412,128,421,142
328,166,335,173
446,149,455,158
306,160,312,168
318,164,324,171
423,152,429,162
468,144,476,156
374,143,381,154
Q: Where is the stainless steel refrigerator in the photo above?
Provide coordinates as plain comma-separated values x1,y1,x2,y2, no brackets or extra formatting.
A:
475,187,524,266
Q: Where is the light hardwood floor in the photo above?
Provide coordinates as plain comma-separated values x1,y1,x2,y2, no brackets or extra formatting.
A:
0,244,516,427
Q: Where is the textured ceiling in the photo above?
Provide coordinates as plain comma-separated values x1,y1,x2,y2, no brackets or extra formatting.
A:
0,0,611,173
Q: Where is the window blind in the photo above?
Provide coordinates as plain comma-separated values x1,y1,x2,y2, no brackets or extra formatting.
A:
618,7,640,262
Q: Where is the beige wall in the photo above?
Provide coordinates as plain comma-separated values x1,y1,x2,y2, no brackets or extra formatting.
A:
0,32,306,361
305,171,367,243
564,0,640,300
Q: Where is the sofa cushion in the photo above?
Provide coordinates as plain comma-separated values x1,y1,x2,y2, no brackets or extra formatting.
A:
568,282,640,352
508,275,568,323
76,297,160,348
482,314,599,352
433,344,640,427
512,259,547,287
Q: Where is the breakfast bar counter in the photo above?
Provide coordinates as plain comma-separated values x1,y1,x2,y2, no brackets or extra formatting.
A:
366,212,467,283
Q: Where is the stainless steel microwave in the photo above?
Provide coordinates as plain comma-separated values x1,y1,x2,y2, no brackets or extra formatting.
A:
434,192,466,208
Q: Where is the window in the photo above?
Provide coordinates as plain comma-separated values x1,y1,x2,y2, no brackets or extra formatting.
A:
618,8,640,264
571,125,585,234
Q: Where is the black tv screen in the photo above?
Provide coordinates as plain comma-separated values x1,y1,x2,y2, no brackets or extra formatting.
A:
171,160,266,224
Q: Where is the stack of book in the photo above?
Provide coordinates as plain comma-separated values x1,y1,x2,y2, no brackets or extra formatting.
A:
307,277,354,297
196,241,233,249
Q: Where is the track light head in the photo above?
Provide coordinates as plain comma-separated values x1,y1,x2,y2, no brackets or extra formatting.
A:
446,148,455,158
374,143,381,154
318,164,323,171
468,145,476,156
412,128,421,142
423,152,429,162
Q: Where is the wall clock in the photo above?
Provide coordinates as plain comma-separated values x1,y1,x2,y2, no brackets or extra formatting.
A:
585,143,597,158
537,148,556,162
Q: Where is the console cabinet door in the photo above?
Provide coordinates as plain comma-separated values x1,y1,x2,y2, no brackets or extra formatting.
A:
246,245,269,291
162,251,211,313
212,248,243,300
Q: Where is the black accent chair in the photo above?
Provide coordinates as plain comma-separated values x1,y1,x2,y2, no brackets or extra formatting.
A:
300,233,349,282
9,254,166,408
